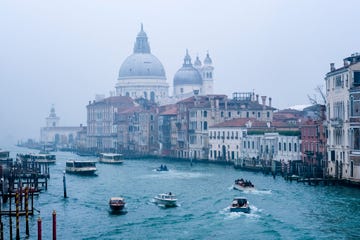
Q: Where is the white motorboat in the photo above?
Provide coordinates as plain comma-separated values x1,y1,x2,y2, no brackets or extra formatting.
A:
99,153,124,164
154,192,177,207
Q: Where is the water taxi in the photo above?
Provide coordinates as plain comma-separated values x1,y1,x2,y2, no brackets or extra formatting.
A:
230,197,250,213
99,153,124,164
65,160,97,175
16,152,56,164
154,192,177,207
109,197,126,211
0,149,12,163
233,178,255,191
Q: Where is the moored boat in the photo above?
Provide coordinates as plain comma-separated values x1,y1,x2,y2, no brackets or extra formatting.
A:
0,149,12,164
65,160,97,175
109,197,126,211
154,192,177,207
233,178,254,191
99,153,124,164
230,197,250,213
17,152,56,164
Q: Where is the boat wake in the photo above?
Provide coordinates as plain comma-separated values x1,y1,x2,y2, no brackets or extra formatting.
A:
220,205,261,220
141,170,212,180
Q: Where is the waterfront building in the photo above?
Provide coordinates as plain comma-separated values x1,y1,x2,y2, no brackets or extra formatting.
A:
167,92,275,160
116,99,159,155
86,96,135,152
325,53,360,181
173,50,214,99
115,24,169,104
40,106,83,149
300,105,327,178
208,119,301,167
158,105,178,157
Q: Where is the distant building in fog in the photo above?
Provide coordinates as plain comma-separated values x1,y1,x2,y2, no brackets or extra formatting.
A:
40,106,83,147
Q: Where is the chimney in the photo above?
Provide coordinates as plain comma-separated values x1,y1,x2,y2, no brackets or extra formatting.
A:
344,59,349,67
269,97,272,107
261,96,266,106
330,63,335,71
256,94,259,103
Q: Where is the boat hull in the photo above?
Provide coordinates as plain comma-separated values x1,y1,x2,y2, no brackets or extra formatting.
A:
230,206,250,213
233,184,255,191
65,167,97,175
154,198,177,207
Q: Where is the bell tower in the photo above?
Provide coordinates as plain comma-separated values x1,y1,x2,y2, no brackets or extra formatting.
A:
46,105,60,127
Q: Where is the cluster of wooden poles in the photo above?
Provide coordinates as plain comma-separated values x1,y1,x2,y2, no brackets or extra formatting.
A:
0,187,57,240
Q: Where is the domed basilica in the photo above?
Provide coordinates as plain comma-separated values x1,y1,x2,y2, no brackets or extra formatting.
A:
116,24,169,103
115,25,214,104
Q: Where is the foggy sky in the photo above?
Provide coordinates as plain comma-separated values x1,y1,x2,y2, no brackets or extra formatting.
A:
1,0,359,145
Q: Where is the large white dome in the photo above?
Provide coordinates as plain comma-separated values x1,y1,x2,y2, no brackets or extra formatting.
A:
118,53,166,80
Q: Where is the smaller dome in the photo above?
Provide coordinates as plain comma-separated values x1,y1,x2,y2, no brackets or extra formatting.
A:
204,52,212,65
174,50,202,85
174,67,202,85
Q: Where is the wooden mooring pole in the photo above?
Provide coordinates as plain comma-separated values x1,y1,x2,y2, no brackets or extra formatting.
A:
37,217,42,240
16,191,20,240
52,210,56,240
25,187,29,237
63,172,67,198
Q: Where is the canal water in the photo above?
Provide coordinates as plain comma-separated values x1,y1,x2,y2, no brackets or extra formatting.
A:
2,145,360,239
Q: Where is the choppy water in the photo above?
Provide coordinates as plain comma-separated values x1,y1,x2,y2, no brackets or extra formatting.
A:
2,145,360,239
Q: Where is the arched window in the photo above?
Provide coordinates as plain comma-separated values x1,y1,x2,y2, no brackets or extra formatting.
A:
204,121,208,130
150,91,155,102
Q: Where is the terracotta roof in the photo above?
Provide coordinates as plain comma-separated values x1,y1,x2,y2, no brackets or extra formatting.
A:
160,106,177,115
210,118,268,128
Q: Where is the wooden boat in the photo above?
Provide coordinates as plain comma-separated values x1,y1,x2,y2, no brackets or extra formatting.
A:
230,197,250,213
65,160,97,175
99,153,124,164
154,192,177,207
109,197,126,211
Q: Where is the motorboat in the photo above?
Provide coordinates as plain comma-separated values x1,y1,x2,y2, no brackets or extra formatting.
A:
233,178,255,191
109,197,126,211
156,164,169,171
99,153,124,164
65,160,97,175
0,149,12,164
154,192,177,207
230,197,250,213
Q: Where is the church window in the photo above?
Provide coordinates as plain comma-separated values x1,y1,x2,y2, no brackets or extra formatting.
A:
203,111,207,117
